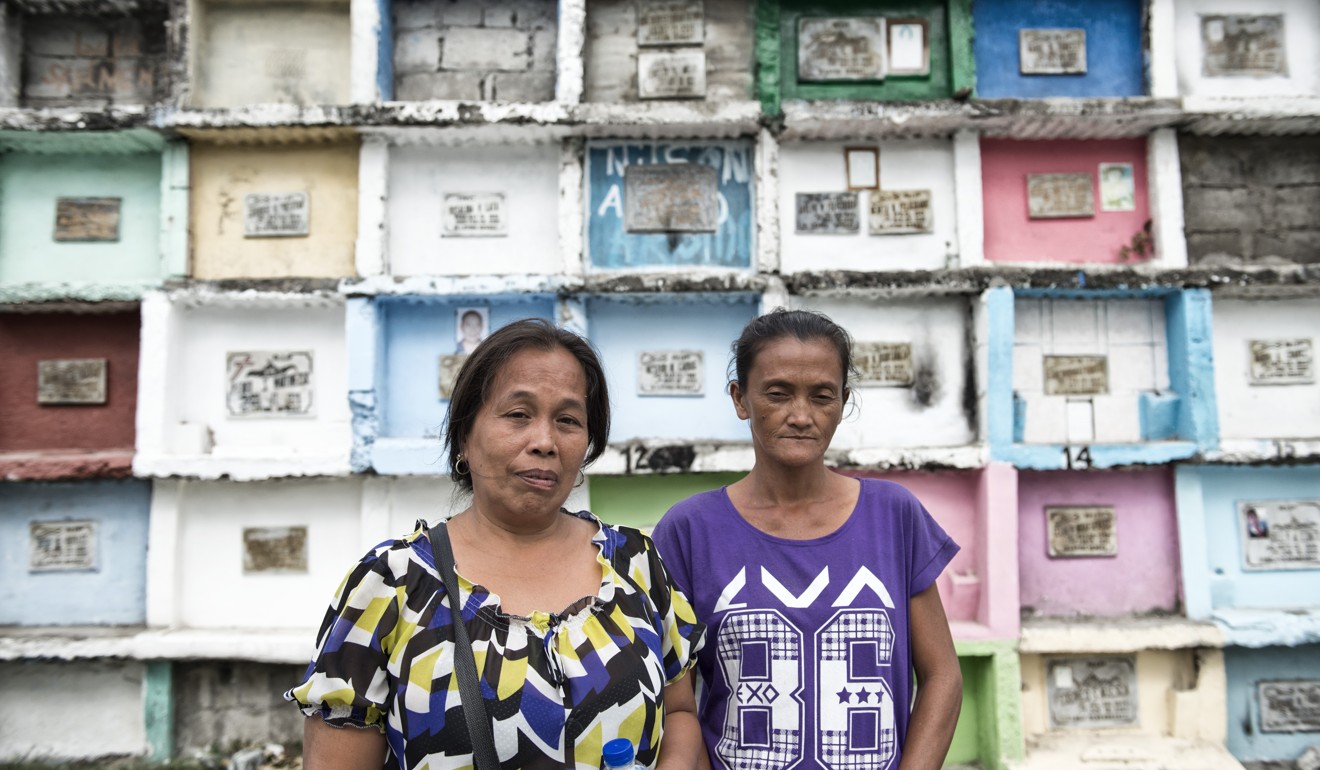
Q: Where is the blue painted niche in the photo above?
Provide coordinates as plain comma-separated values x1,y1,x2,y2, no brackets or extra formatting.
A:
586,293,758,442
0,479,152,625
1225,645,1320,763
586,141,755,270
973,0,1145,98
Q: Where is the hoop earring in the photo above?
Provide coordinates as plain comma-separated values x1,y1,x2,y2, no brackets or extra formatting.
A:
455,454,470,476
574,468,586,488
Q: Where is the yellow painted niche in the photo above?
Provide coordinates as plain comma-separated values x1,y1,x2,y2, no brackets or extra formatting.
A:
190,141,359,279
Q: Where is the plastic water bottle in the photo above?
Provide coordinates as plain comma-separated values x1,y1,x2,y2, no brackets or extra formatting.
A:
602,738,644,769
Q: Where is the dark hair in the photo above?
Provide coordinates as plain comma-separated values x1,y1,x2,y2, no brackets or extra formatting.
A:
730,308,855,390
444,318,610,490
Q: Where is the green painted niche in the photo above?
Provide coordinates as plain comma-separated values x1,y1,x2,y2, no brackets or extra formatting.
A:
588,473,746,530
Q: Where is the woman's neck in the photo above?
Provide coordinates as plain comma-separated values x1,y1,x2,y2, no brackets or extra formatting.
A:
743,461,837,507
731,460,859,540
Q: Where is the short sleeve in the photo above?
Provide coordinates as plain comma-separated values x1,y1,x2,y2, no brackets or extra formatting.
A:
284,545,406,731
650,508,693,599
633,530,706,685
901,487,960,596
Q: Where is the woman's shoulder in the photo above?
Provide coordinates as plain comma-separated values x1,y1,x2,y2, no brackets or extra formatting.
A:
854,478,930,518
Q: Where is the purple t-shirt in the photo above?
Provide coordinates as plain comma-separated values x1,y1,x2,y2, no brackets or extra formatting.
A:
651,478,959,770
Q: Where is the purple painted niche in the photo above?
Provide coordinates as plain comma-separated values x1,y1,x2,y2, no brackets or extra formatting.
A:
1018,468,1181,617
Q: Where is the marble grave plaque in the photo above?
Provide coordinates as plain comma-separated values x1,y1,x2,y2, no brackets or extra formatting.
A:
1047,506,1117,557
1019,28,1087,74
1027,173,1094,219
1259,681,1320,733
29,520,97,572
54,197,121,241
242,526,308,573
637,0,704,46
1044,355,1108,396
244,192,309,237
637,350,704,396
796,192,859,234
855,342,914,386
624,164,718,232
1239,500,1320,571
226,351,315,418
798,17,886,82
869,189,933,234
443,193,507,237
1202,15,1287,77
638,50,707,99
1248,339,1314,385
37,358,108,405
1047,656,1139,729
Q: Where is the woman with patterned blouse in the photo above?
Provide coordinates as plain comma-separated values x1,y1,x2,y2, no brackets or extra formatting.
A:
287,319,707,770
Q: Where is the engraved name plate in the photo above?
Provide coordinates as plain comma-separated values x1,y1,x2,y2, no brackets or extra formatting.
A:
1047,656,1139,729
242,526,308,574
439,354,468,399
443,193,507,237
1239,500,1320,571
869,189,933,235
637,0,704,46
1044,355,1108,396
29,520,98,572
798,17,886,82
638,350,704,396
1027,173,1094,219
37,359,108,404
244,192,310,238
226,351,315,418
1202,15,1287,77
1249,339,1314,385
624,164,719,232
796,192,859,234
1019,28,1087,74
638,50,707,99
1047,506,1117,558
855,342,913,386
1259,680,1320,733
54,197,121,242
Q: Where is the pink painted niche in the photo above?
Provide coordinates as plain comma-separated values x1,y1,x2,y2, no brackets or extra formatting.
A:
981,138,1150,264
1018,468,1181,618
847,463,1019,640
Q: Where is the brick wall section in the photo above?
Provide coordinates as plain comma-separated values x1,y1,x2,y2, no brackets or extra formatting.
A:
1180,134,1320,266
20,13,166,107
393,0,556,102
173,662,305,756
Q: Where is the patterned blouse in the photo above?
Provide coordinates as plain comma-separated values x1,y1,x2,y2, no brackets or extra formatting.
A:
286,511,705,770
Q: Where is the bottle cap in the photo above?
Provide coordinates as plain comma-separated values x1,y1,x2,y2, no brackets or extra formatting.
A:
602,738,635,768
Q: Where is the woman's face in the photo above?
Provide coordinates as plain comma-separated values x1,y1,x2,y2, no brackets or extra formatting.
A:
463,346,590,521
731,336,847,470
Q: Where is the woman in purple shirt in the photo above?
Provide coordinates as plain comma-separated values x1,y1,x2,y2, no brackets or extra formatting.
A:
652,308,963,770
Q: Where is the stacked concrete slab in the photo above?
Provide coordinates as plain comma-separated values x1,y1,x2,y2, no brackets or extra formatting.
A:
0,0,1317,767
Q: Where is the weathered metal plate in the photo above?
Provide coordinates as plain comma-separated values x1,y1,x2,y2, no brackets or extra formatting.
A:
1046,656,1139,729
29,520,97,572
855,342,913,386
242,526,308,574
443,193,507,237
637,50,706,99
637,0,704,47
887,19,929,76
1019,28,1087,75
1202,15,1287,77
1098,162,1135,212
54,197,121,242
869,189,933,234
1259,680,1320,733
226,351,315,418
1047,506,1117,558
798,17,886,82
439,354,468,399
244,192,310,238
1248,339,1314,385
1239,500,1320,571
1027,173,1094,219
1043,355,1108,396
37,358,107,405
624,163,718,232
638,350,704,396
796,192,859,234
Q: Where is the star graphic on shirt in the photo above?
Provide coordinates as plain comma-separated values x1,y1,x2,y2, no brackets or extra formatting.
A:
856,688,873,703
836,687,852,703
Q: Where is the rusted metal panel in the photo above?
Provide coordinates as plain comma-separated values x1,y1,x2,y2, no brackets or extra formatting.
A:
225,351,315,418
1019,28,1087,75
869,189,933,234
1248,339,1314,385
1043,355,1108,396
1202,15,1287,77
637,0,704,47
242,526,308,574
1259,681,1320,733
443,193,507,237
243,192,310,238
855,342,913,386
624,163,718,232
1046,656,1139,729
797,17,886,82
1239,500,1320,571
637,350,704,396
37,358,108,404
795,192,859,234
1027,172,1094,218
54,197,121,241
29,520,97,572
637,50,706,99
1046,506,1117,558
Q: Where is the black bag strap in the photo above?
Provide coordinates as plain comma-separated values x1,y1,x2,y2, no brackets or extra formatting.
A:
429,522,501,770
